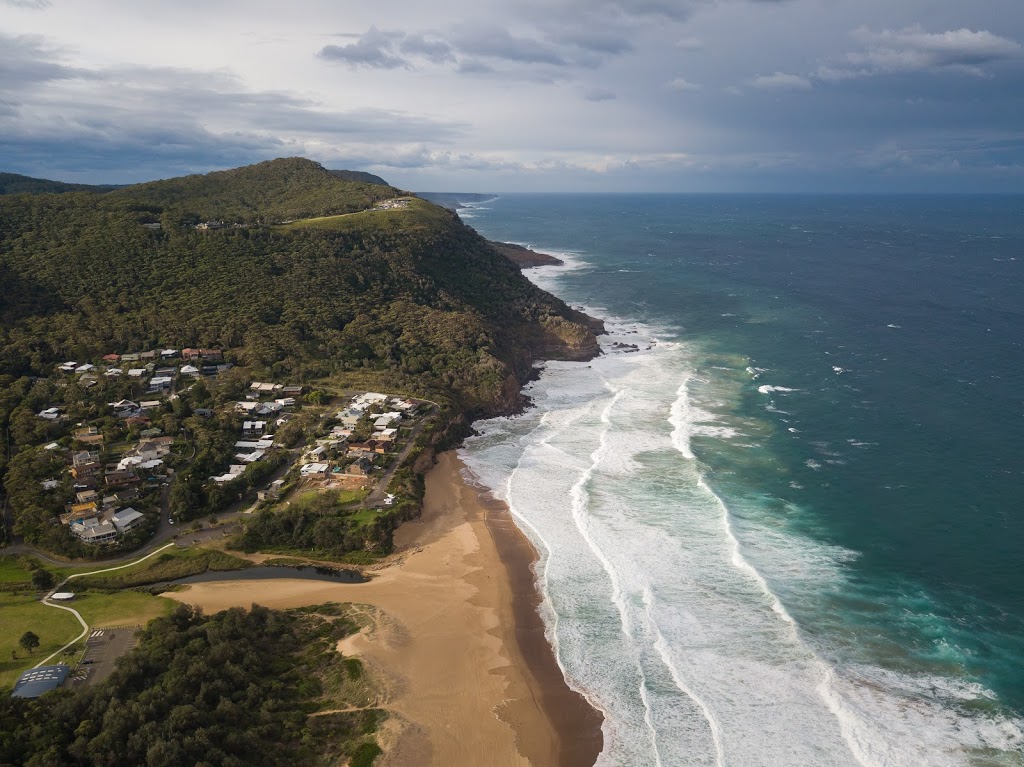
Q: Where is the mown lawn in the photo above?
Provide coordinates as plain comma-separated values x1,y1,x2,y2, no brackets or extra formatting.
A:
0,593,81,691
72,590,175,628
0,589,176,692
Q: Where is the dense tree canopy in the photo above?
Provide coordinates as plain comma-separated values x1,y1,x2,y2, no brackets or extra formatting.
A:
0,604,382,766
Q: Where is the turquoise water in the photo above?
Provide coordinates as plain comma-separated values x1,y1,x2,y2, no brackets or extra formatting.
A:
459,195,1024,766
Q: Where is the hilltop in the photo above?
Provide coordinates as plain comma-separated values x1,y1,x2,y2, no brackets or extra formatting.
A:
0,157,600,556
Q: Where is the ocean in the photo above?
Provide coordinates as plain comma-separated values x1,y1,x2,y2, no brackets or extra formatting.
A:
456,194,1024,766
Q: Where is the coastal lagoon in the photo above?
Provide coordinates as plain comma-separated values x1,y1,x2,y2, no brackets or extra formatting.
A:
460,195,1024,766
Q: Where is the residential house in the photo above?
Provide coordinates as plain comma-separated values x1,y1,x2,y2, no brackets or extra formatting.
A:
242,420,266,436
194,408,214,418
180,364,201,376
346,457,374,476
160,349,179,359
104,470,138,488
111,400,140,418
139,400,162,410
147,376,172,393
105,368,123,377
74,364,95,374
128,368,147,378
300,462,330,478
282,386,303,396
102,353,121,363
37,407,61,420
111,507,144,533
57,361,78,373
70,517,118,544
274,397,296,408
75,489,99,505
212,465,246,483
121,353,141,363
139,351,158,362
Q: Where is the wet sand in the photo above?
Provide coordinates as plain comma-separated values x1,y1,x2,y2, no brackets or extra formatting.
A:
165,451,602,767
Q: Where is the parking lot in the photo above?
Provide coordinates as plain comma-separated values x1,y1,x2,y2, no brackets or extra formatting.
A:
69,626,140,687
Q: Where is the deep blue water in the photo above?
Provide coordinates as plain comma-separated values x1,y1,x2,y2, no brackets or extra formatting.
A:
460,194,1024,765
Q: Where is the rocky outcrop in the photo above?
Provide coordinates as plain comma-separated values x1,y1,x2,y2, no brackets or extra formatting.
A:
488,241,565,269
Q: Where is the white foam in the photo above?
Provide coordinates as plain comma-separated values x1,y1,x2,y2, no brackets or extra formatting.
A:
758,384,799,394
459,221,1024,767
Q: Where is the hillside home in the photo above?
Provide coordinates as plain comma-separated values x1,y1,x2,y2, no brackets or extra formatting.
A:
242,420,266,435
212,464,246,483
37,407,61,420
102,353,120,363
70,517,117,544
300,462,330,478
147,376,172,393
112,507,144,533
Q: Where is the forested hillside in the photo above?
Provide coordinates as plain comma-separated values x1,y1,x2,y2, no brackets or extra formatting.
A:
0,172,118,196
0,604,384,766
0,158,599,551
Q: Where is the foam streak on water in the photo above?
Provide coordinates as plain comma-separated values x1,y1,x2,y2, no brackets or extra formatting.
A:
461,315,1024,765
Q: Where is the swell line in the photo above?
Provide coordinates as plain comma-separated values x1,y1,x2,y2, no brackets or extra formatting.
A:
567,383,663,766
644,587,727,767
671,375,876,767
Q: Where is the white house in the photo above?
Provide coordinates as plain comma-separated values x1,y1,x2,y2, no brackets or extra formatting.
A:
111,507,144,533
37,407,60,420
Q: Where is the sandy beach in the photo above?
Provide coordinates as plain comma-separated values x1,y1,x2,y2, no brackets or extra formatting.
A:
165,451,602,767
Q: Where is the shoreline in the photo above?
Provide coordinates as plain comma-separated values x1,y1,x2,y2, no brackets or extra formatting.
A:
164,451,603,766
468,468,605,767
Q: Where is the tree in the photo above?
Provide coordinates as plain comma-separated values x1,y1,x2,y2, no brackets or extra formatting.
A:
31,568,54,590
19,631,40,654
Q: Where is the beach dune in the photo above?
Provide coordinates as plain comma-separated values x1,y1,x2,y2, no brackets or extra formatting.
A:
166,452,602,767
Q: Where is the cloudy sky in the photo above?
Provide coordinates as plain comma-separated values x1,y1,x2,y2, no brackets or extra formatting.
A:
2,0,1022,191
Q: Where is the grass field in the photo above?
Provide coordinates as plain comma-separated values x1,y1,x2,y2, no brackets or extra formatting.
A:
276,197,446,235
0,555,33,586
72,590,175,628
0,589,175,692
348,509,383,528
0,593,83,690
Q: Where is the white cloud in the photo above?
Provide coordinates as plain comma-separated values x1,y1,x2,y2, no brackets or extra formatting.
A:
819,26,1022,80
666,77,701,91
748,71,812,90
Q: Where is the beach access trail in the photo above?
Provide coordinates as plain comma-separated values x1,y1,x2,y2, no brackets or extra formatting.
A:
34,542,176,668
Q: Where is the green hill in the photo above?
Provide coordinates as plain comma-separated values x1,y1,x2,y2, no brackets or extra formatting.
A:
0,158,599,552
110,157,400,224
328,169,391,186
0,172,118,195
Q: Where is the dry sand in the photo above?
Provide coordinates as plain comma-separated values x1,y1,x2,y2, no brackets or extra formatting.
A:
165,451,602,767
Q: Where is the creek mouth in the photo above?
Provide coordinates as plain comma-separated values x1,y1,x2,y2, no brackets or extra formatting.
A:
162,565,366,587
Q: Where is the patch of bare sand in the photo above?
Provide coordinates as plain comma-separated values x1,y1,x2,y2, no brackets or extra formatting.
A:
165,451,601,767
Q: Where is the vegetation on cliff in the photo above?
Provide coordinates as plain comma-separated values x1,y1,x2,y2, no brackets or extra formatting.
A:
0,158,598,553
